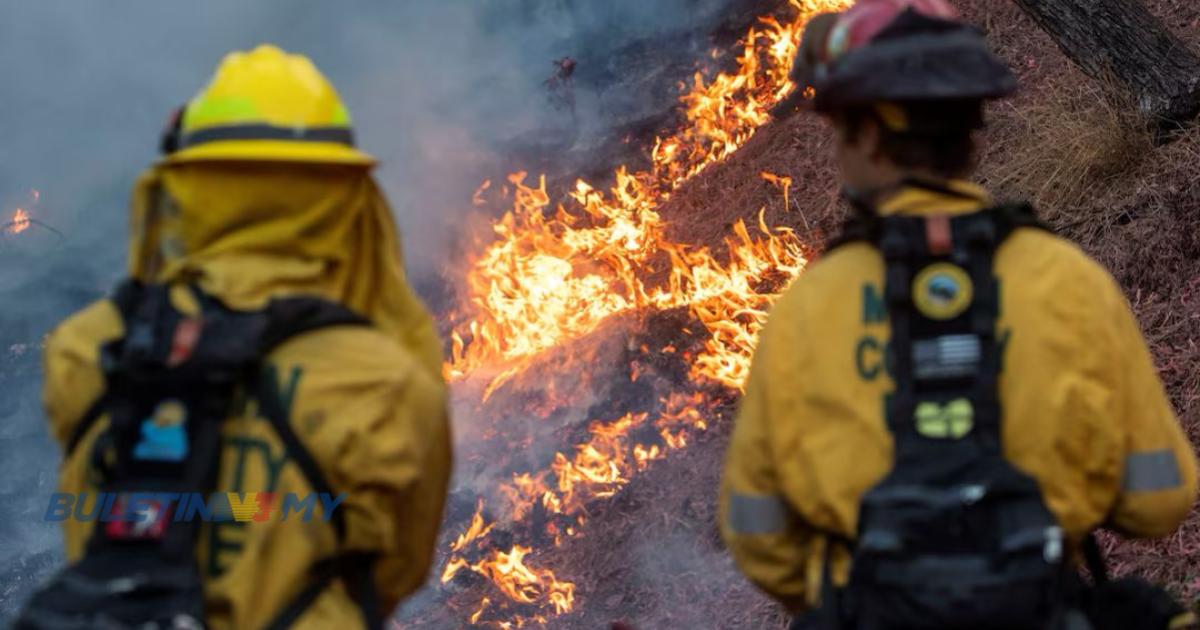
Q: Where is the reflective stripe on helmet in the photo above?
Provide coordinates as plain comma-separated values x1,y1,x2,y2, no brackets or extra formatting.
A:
179,124,357,149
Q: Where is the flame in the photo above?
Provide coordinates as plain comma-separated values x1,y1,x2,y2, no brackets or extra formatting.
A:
441,556,470,584
439,1,851,625
7,208,30,235
451,499,496,553
471,598,491,625
761,171,793,211
469,546,576,614
447,1,848,383
473,180,493,207
447,544,576,625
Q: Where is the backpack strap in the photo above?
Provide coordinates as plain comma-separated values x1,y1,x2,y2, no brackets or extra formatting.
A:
879,216,922,448
879,209,1017,462
64,279,148,457
64,288,373,457
252,297,382,630
66,282,382,629
826,211,880,252
825,191,1051,254
76,281,242,564
1081,533,1109,584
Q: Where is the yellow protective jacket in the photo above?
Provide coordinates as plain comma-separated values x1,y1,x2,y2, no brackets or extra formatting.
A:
44,162,451,629
720,181,1199,612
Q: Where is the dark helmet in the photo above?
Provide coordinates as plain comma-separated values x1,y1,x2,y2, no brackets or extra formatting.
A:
776,0,1016,118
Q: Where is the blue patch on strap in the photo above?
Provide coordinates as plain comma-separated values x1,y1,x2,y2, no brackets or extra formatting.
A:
132,419,189,462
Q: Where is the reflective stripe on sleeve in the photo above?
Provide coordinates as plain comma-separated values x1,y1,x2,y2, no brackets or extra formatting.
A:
728,492,789,535
1123,449,1183,492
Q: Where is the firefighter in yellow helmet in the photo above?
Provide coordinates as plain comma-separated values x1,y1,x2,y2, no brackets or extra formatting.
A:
28,45,450,629
720,2,1198,629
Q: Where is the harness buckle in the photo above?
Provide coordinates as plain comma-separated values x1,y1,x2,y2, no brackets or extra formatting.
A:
924,215,953,255
167,318,204,367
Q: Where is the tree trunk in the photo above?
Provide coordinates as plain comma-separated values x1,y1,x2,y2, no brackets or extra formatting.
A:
1012,0,1200,128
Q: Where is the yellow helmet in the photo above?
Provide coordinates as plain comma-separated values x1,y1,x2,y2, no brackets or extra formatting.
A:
165,44,375,165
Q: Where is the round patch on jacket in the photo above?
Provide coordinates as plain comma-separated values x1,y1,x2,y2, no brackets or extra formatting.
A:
912,263,973,320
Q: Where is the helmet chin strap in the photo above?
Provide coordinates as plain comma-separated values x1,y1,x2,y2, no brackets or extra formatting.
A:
159,105,186,155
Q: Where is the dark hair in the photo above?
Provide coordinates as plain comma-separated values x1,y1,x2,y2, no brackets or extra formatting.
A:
838,100,984,178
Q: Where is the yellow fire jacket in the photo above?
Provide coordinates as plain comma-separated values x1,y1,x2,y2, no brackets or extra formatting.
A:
44,163,451,629
720,181,1198,612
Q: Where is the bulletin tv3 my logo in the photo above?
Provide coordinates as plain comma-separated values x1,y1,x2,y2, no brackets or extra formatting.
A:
45,492,346,524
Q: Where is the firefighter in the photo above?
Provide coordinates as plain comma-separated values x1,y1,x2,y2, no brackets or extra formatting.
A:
34,45,450,629
720,1,1197,628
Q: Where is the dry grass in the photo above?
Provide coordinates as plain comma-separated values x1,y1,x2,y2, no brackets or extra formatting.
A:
985,77,1156,220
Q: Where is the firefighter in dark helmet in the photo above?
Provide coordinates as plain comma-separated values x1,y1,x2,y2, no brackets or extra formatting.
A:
720,1,1198,628
23,45,450,629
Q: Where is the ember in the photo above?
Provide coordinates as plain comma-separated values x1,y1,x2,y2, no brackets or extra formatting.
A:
6,209,31,235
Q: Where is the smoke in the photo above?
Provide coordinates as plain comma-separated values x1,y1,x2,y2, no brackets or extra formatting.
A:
0,0,741,621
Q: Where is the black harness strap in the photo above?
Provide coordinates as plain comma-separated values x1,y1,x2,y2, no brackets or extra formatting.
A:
66,394,111,458
964,215,1003,455
817,200,1073,629
1082,534,1110,584
263,557,345,630
256,371,346,537
880,218,919,443
65,280,146,458
253,298,382,630
827,199,1050,254
65,282,383,630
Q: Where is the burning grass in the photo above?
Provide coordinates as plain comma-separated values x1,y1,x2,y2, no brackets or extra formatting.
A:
417,1,859,624
428,2,848,626
414,0,1200,627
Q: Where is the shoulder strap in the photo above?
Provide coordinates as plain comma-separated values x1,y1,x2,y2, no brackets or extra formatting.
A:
826,199,1049,254
877,209,1015,464
989,201,1052,240
253,297,381,630
251,295,369,536
66,395,111,457
259,296,370,355
1082,533,1109,583
64,279,148,457
66,282,380,628
826,212,879,252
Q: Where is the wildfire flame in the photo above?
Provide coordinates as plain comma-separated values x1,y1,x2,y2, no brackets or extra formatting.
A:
439,1,851,626
761,170,793,211
7,208,30,235
450,499,497,553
